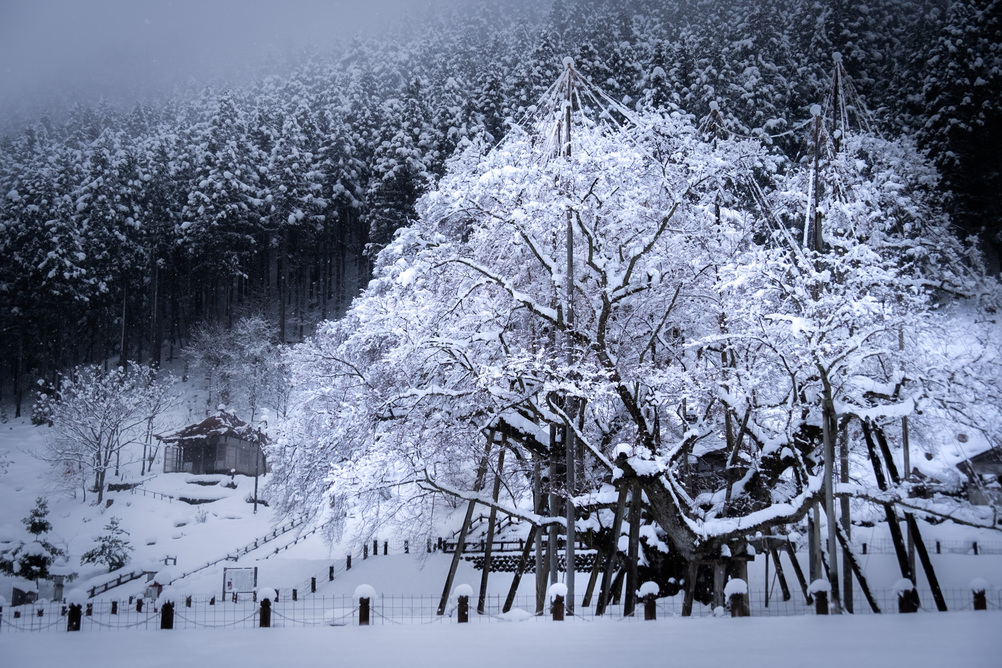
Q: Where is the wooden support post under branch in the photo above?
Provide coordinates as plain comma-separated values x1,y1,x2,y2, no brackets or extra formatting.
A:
437,435,494,616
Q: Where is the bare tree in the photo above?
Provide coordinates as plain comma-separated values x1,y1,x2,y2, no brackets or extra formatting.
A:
36,364,177,503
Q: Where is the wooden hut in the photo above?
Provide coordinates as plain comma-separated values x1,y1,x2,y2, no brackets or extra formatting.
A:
957,446,1002,507
159,411,267,476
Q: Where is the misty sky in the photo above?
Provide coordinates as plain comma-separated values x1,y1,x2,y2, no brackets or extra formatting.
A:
0,0,446,124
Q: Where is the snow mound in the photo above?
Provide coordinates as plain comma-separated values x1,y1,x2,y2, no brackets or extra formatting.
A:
354,584,377,601
547,582,568,602
807,579,830,595
638,581,660,598
497,608,534,622
969,578,989,593
256,587,278,602
451,583,474,599
724,578,748,597
892,578,915,595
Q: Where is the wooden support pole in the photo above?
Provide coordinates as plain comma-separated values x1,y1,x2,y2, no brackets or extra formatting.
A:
596,482,630,615
624,481,642,617
438,438,493,616
534,458,548,615
906,514,947,611
503,523,539,613
783,539,812,605
581,540,605,608
839,427,853,614
834,521,881,613
478,445,506,614
862,421,915,585
681,561,698,617
768,543,792,602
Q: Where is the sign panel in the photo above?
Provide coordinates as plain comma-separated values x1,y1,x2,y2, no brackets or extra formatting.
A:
222,567,258,599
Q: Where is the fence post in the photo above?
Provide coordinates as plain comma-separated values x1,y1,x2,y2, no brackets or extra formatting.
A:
936,541,941,554
643,595,657,621
347,555,352,571
67,604,82,631
293,589,298,601
972,541,979,556
384,540,388,555
311,577,317,593
363,544,369,560
725,579,749,617
355,585,375,626
457,595,469,623
427,538,432,553
373,539,378,556
548,582,567,621
136,599,144,613
160,601,175,630
185,596,192,608
405,540,410,554
358,597,370,625
552,595,565,621
971,579,988,611
111,600,118,615
896,580,918,613
259,599,271,628
85,602,93,617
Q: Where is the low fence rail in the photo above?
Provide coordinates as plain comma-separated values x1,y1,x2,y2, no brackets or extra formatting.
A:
2,588,998,634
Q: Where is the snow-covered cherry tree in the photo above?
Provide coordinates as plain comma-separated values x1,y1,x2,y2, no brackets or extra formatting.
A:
36,364,177,503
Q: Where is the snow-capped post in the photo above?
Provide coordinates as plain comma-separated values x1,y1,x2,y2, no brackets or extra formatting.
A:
258,588,276,628
808,579,830,615
894,579,918,613
639,581,659,621
355,585,375,626
725,578,749,618
970,579,988,611
549,582,567,621
453,584,473,623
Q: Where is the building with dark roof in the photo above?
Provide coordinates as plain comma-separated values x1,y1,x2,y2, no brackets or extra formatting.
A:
159,411,267,476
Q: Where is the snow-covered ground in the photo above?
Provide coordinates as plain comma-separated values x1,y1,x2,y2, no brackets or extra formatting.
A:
2,614,1000,668
2,414,1002,667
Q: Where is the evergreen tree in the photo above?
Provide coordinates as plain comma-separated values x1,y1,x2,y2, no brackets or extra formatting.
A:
80,516,133,572
0,497,66,581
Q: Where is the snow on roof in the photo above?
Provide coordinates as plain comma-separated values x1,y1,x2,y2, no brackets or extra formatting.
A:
158,410,267,444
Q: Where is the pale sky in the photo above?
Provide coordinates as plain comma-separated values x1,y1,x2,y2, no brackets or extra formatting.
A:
0,0,449,125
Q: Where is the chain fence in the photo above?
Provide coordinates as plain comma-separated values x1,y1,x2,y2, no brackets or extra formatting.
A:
1,588,998,634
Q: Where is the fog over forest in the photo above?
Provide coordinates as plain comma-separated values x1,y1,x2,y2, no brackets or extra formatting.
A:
0,0,476,127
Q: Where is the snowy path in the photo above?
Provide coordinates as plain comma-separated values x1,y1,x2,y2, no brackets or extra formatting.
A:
2,612,998,668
